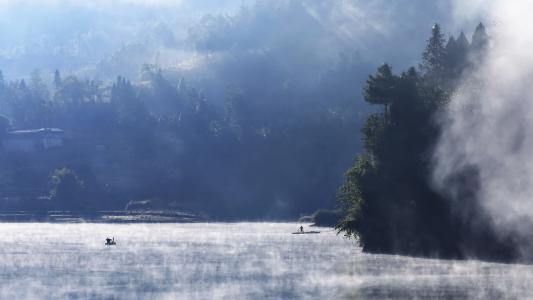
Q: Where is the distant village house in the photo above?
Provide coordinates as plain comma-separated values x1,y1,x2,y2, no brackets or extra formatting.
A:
1,128,65,152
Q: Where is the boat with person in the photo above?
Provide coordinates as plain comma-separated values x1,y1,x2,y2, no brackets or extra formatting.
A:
292,231,320,234
292,225,320,234
105,237,116,245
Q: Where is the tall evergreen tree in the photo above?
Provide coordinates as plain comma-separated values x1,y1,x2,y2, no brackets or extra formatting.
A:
456,31,470,52
469,23,489,66
363,64,397,120
420,24,446,85
444,36,458,79
444,33,470,83
53,70,62,90
455,31,470,69
445,35,457,53
471,23,488,51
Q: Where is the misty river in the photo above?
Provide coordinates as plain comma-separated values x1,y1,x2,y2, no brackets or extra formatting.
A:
0,223,531,299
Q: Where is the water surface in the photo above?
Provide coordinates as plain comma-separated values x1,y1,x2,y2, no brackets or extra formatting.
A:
0,223,531,299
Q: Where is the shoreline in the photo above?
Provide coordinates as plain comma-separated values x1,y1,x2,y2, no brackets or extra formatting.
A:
0,210,206,223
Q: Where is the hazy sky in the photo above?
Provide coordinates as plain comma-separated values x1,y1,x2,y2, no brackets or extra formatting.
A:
0,0,487,81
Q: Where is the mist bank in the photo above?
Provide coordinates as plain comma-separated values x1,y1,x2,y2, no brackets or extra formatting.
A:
433,0,533,261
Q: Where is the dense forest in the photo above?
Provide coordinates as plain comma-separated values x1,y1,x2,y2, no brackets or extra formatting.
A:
336,23,523,261
0,1,462,223
0,59,366,219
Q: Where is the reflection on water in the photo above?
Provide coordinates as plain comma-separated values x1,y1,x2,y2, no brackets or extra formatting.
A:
0,223,531,299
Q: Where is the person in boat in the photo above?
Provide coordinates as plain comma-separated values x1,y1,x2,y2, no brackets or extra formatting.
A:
106,237,112,244
299,226,304,232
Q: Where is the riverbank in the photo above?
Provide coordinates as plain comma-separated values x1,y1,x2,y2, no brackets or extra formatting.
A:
0,210,206,223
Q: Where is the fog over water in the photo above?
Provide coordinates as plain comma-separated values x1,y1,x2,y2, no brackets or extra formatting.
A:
0,223,531,299
434,0,533,259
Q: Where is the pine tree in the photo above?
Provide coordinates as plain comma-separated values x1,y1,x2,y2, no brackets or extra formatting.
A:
364,64,397,120
421,24,446,84
54,70,62,90
444,36,458,77
469,23,489,66
446,35,457,53
444,33,470,82
471,23,488,51
456,31,470,52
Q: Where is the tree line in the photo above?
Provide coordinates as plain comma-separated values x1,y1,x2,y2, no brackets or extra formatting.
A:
336,23,521,261
0,62,364,219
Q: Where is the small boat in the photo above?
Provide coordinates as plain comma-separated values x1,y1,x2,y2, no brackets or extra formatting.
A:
105,237,116,245
292,231,320,234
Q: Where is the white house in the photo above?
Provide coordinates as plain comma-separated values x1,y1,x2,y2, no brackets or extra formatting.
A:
2,128,65,152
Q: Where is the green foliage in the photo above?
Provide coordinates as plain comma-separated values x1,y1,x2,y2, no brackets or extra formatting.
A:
111,76,148,126
0,114,9,136
53,70,62,90
364,64,396,106
336,23,505,259
421,24,447,86
470,23,489,65
49,168,86,210
471,23,488,52
361,113,386,153
336,154,374,238
444,34,469,81
0,53,364,217
224,86,248,139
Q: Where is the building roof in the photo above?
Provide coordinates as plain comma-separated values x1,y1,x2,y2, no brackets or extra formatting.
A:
6,128,64,138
